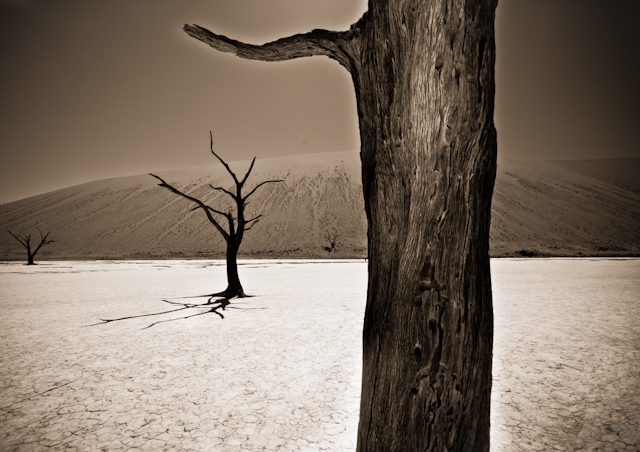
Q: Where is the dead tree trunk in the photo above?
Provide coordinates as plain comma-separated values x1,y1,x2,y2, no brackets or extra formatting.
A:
354,3,497,450
224,238,244,297
184,0,497,448
151,132,282,299
8,229,55,265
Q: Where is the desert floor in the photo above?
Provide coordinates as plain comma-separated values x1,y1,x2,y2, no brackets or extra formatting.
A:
1,258,638,451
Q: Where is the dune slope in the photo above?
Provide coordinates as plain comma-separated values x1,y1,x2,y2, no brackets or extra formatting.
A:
1,152,638,259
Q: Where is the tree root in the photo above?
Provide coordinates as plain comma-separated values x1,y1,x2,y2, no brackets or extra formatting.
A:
209,288,250,299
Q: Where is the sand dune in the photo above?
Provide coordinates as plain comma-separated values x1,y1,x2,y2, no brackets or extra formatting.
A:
1,152,638,259
491,156,640,256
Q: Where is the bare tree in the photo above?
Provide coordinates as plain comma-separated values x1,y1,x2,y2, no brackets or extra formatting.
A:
184,1,497,449
150,132,282,299
8,228,55,265
323,231,338,253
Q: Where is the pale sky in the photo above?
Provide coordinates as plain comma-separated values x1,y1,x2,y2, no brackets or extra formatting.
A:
1,0,639,203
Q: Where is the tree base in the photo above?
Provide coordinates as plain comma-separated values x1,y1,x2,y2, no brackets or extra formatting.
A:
208,287,249,300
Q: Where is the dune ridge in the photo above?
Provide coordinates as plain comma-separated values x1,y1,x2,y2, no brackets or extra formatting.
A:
1,152,639,259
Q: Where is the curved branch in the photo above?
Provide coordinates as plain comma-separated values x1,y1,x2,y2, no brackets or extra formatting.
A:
240,157,257,187
188,205,228,219
244,214,263,231
209,131,239,185
200,205,232,221
244,220,260,232
8,230,29,248
243,179,284,202
150,173,231,241
209,184,237,200
183,24,361,74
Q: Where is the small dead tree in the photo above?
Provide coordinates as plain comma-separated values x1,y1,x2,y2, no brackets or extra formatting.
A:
150,132,282,299
8,228,55,265
324,231,338,253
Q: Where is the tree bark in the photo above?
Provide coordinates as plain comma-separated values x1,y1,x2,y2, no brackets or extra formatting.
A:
354,2,497,449
184,0,497,449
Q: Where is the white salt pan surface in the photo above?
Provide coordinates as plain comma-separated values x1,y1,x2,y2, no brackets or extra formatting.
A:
0,258,638,450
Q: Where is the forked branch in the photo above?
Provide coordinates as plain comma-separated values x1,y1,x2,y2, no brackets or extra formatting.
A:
32,229,56,255
209,131,241,185
151,133,284,298
208,131,258,189
244,214,263,232
8,228,56,264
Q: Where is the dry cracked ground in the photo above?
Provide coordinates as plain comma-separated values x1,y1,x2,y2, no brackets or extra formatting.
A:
0,259,638,451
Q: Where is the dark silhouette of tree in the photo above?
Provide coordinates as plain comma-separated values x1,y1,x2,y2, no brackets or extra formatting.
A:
8,228,55,265
150,132,282,299
184,1,497,449
323,231,338,253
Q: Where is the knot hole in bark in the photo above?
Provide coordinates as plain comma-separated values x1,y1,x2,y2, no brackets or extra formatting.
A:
414,342,423,362
435,55,444,73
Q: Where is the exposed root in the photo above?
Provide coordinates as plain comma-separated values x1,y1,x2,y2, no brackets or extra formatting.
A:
209,288,250,299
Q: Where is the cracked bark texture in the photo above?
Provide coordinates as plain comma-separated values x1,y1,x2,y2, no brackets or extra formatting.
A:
185,0,498,450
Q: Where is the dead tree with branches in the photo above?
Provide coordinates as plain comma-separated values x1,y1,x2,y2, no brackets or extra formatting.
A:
324,231,338,253
150,132,282,299
8,229,55,265
184,1,498,449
